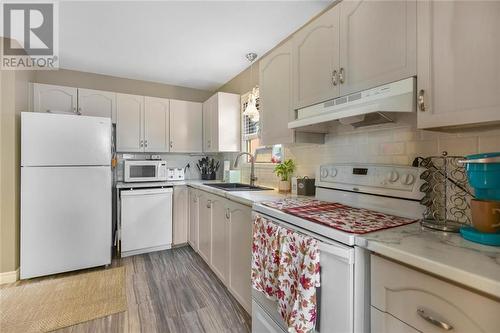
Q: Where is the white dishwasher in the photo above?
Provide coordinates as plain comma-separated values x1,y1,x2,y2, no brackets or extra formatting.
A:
120,187,173,257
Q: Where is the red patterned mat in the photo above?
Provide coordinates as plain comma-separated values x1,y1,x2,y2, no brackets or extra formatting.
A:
261,198,417,234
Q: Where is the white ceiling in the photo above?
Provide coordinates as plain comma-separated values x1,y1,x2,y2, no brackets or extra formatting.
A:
59,1,331,91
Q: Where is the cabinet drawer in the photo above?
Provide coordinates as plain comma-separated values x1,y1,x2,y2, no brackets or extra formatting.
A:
371,306,418,333
371,255,500,333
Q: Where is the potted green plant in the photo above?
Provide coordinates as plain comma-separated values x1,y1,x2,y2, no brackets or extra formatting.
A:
274,159,296,193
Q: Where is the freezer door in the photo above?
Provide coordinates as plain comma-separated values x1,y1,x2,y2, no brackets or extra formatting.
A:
21,166,112,279
21,112,111,166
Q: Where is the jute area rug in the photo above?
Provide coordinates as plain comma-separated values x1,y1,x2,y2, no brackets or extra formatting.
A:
0,267,127,332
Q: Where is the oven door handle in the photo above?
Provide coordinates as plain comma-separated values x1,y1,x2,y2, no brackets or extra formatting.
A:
253,212,355,264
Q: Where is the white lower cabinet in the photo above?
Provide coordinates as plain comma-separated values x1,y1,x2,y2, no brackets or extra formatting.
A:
188,188,199,251
197,191,212,264
371,307,418,333
371,255,500,333
227,200,252,313
172,185,188,245
189,187,252,314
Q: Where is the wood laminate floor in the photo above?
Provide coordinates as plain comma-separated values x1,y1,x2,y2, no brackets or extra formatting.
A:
7,246,251,333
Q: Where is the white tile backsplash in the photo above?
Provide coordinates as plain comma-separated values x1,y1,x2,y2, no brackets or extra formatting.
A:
227,114,500,187
115,153,223,181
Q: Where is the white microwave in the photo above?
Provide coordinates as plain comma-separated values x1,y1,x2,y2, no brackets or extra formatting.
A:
124,160,167,182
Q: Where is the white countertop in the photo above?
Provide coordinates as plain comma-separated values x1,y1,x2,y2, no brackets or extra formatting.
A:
185,180,294,206
356,223,500,299
115,180,294,206
116,180,500,298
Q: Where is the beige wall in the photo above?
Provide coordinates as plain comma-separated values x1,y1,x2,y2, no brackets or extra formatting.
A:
35,68,212,102
1,67,34,274
217,65,259,95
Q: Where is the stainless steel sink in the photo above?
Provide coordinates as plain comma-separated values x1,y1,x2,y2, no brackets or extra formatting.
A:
203,183,273,191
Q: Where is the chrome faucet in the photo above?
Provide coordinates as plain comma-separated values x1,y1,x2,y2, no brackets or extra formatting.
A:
234,152,257,187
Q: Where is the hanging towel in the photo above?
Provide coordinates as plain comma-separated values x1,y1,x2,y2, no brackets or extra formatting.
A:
251,214,282,299
277,228,321,333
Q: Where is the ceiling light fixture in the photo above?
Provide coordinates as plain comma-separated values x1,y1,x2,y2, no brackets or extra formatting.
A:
243,52,260,122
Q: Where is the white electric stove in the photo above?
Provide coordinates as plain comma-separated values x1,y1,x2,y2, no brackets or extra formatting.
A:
251,163,425,333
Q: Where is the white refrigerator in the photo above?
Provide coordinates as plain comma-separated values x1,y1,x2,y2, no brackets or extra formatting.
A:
21,112,112,279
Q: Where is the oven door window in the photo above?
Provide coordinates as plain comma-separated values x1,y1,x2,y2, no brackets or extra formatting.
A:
130,165,156,178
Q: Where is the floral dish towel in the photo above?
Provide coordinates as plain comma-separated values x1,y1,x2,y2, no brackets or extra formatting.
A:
277,227,320,333
251,214,282,299
252,214,321,333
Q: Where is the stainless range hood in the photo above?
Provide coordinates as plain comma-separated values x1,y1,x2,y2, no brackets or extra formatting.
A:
288,77,416,129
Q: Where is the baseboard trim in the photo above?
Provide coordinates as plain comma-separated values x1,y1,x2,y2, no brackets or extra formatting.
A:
0,268,19,284
120,244,172,258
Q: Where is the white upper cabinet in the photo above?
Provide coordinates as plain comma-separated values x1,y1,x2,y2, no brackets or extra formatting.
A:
144,96,170,153
77,88,117,122
339,0,417,95
260,39,326,145
33,84,117,121
417,0,500,129
203,92,240,153
202,94,215,152
170,99,203,153
116,93,144,152
292,5,340,109
33,83,78,114
116,95,171,153
260,39,295,145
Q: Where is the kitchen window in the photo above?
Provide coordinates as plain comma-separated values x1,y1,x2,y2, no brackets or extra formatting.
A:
241,88,282,163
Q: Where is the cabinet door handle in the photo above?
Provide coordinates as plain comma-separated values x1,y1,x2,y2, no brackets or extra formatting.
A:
140,140,144,147
206,200,212,208
76,107,82,115
225,208,230,220
339,67,345,84
170,141,173,149
332,70,338,86
417,308,453,331
418,89,426,112
144,140,148,147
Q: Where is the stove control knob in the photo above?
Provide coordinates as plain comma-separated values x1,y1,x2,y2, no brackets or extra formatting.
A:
320,167,329,178
401,173,415,185
386,170,399,183
330,167,338,177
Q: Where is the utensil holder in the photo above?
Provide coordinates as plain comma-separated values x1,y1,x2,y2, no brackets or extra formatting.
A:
418,152,472,232
201,172,216,180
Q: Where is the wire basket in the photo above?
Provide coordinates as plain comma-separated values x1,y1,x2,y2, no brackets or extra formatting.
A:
417,152,473,232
